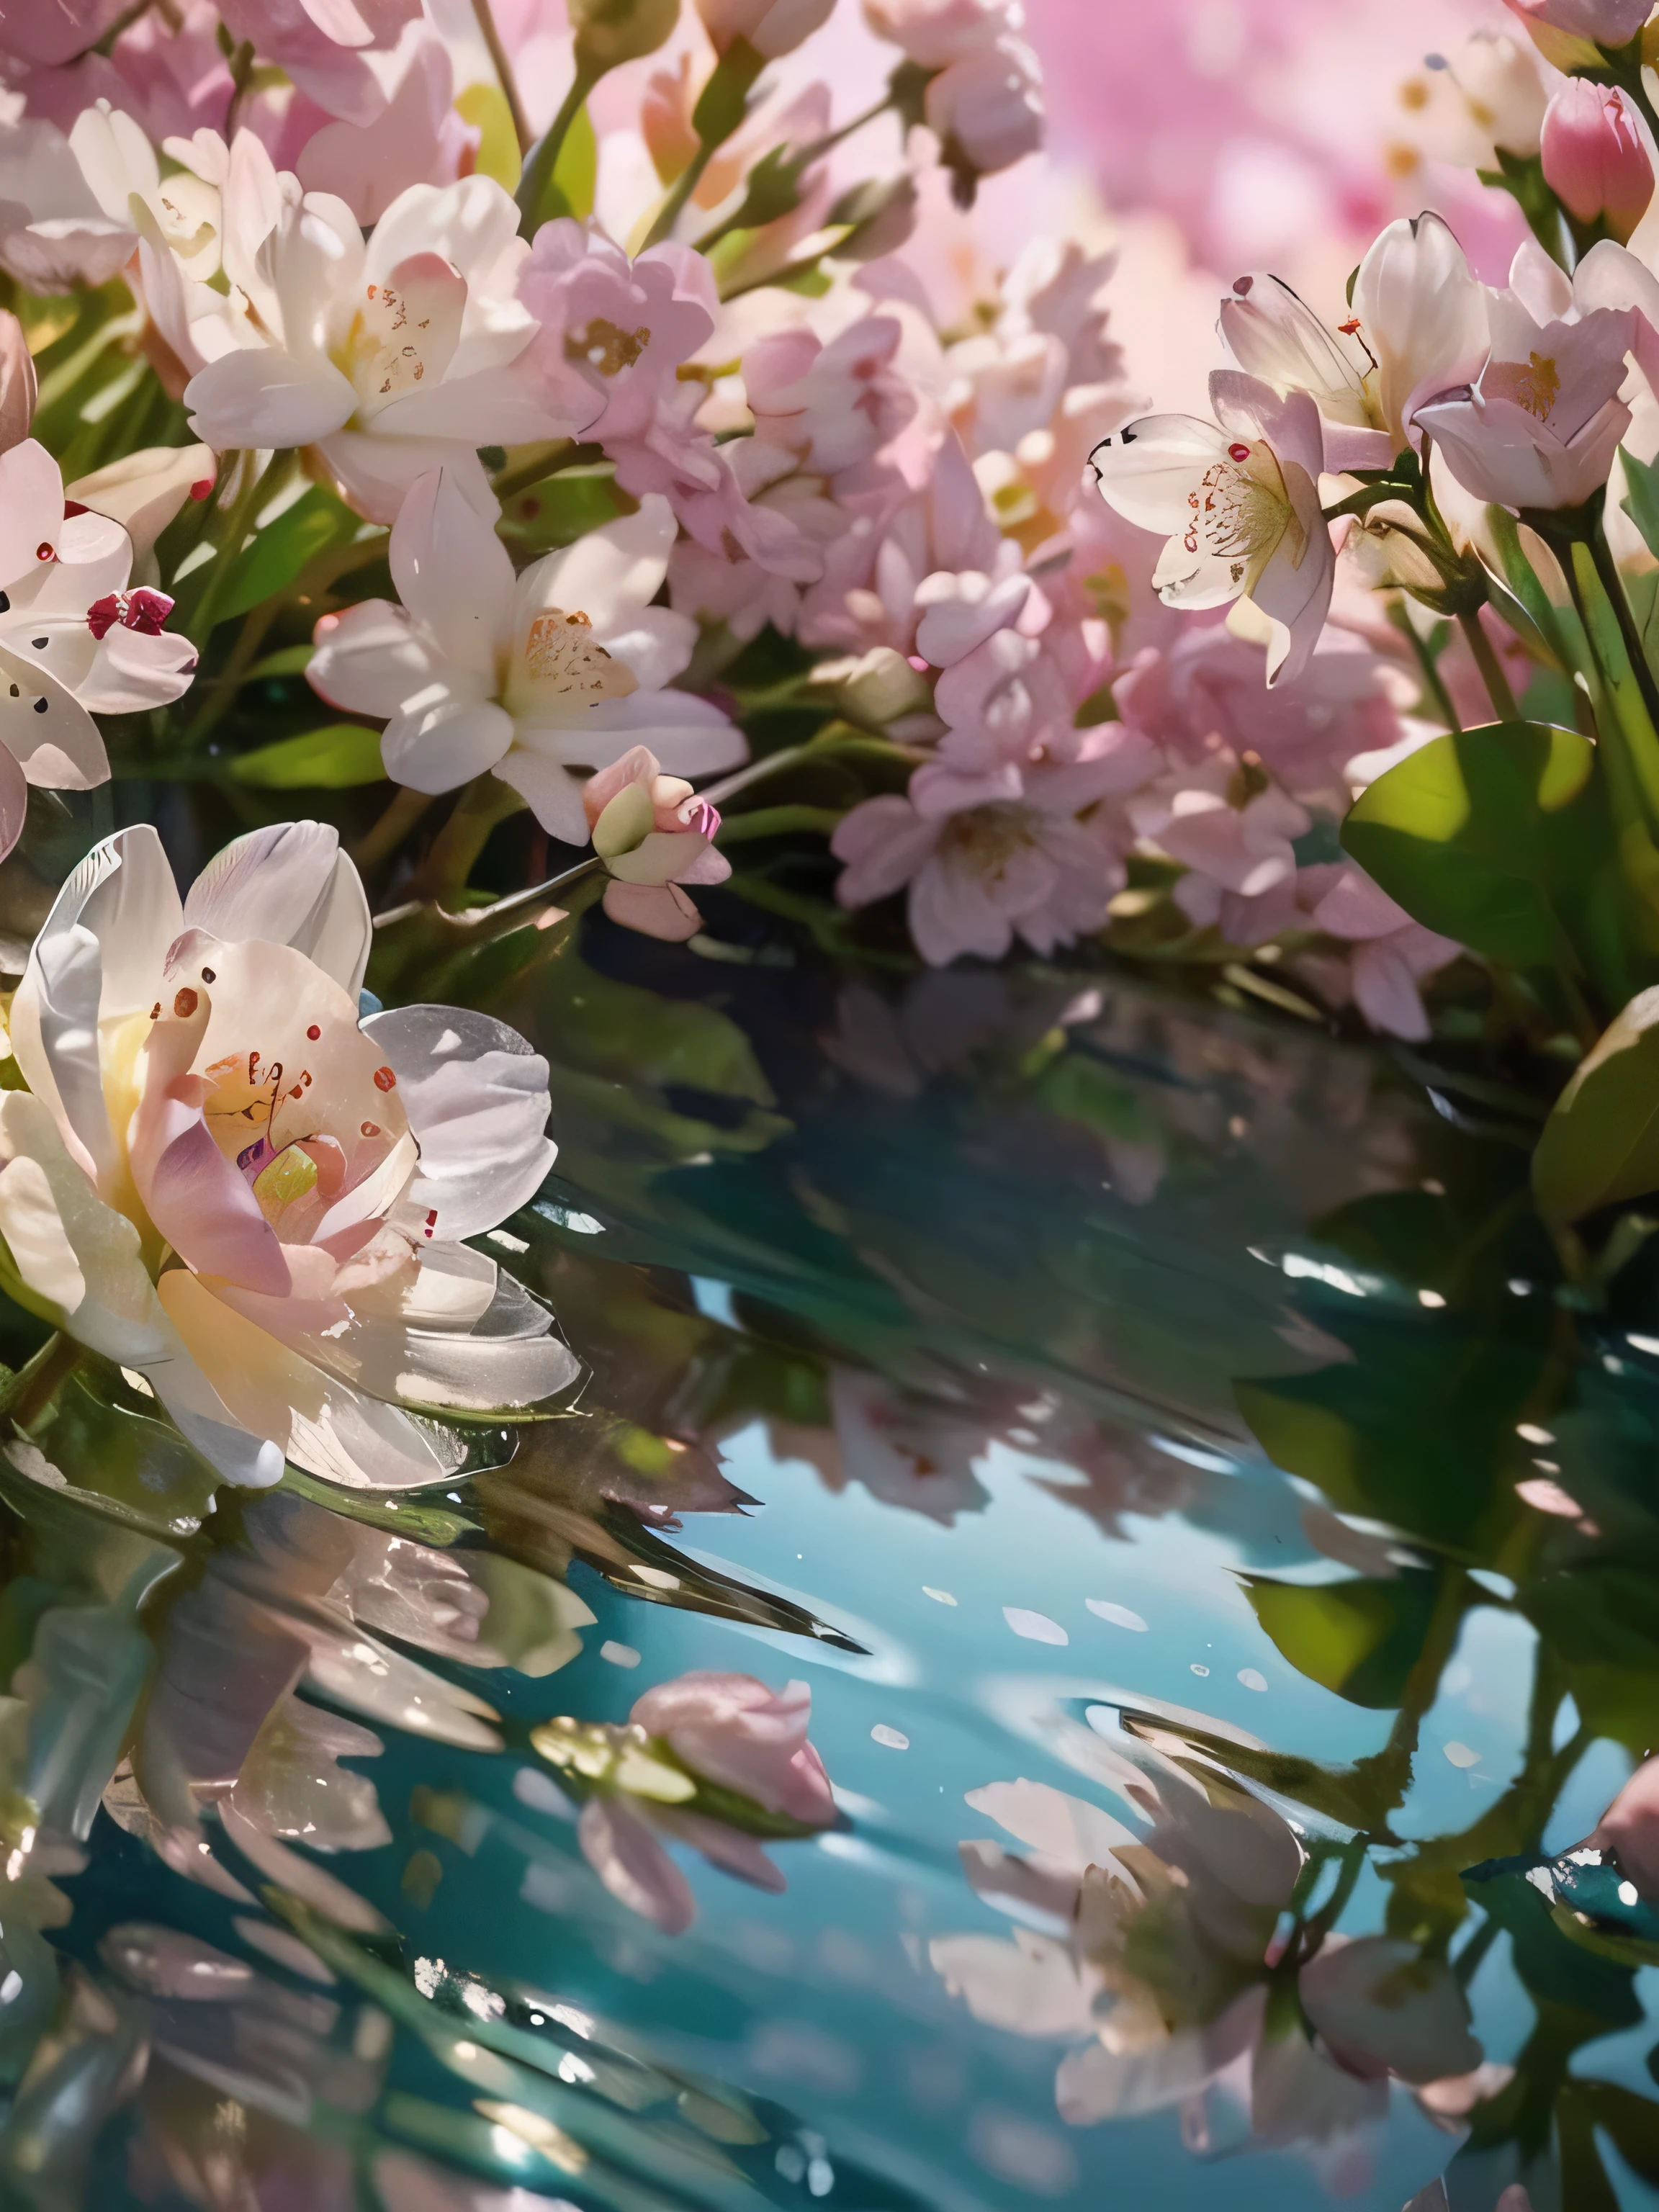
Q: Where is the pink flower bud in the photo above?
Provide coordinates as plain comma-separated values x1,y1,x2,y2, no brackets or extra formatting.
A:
1540,80,1655,240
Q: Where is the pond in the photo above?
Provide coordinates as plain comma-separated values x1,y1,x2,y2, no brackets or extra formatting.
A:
3,890,1657,2212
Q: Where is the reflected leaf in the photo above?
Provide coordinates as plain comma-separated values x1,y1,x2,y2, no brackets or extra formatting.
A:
1241,1570,1443,1709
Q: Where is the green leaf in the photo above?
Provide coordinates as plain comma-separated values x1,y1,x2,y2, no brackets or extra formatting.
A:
216,485,364,622
496,464,628,556
1622,445,1659,563
1239,1570,1441,1708
230,723,386,790
1341,719,1627,1001
457,80,521,190
550,100,597,220
1533,985,1659,1218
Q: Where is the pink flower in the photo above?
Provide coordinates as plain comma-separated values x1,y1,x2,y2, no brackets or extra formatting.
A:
798,430,1008,654
518,220,719,454
833,756,1136,964
215,0,421,127
292,26,479,224
1540,81,1655,239
864,0,1016,68
0,0,115,67
1306,864,1462,1038
629,1670,837,1825
583,744,732,943
745,317,917,482
1416,299,1637,510
925,35,1045,182
694,0,835,58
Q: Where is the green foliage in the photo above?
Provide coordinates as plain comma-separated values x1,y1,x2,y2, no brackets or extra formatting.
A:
216,484,364,622
1533,986,1659,1219
456,81,521,189
1241,1570,1440,1707
1341,719,1634,1011
496,464,629,557
230,722,387,790
536,101,598,222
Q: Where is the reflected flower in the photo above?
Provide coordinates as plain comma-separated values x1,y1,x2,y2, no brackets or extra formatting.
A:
534,1670,837,1934
934,1755,1484,2187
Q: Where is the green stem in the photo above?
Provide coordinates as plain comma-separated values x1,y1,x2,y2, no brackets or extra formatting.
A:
179,598,278,747
640,42,765,251
1457,609,1521,723
184,450,284,647
491,438,583,503
1587,518,1659,739
73,0,156,61
351,785,438,879
516,59,603,238
400,775,526,904
373,852,601,932
3,1332,85,1434
690,94,895,257
470,0,534,156
1393,606,1461,734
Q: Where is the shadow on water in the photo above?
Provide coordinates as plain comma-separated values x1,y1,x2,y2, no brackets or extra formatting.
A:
2,904,1659,2209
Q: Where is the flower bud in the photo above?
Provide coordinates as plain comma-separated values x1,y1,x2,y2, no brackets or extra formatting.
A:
1541,80,1655,239
0,313,35,459
694,0,835,59
642,54,701,184
568,0,680,71
925,35,1043,189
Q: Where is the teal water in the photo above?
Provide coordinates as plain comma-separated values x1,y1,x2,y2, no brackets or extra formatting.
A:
6,904,1659,2211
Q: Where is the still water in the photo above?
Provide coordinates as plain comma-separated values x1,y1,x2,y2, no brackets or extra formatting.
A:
2,895,1657,2211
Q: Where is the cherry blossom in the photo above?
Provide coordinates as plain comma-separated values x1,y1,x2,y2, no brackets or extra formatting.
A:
832,755,1143,964
307,469,744,845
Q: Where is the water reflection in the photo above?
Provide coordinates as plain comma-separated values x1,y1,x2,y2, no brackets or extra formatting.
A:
2,913,1659,2206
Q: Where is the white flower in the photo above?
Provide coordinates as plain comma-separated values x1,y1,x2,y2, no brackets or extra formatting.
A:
1349,212,1490,454
1090,371,1335,686
2,821,575,1493
179,147,583,523
307,472,745,845
0,103,155,292
1218,274,1395,470
0,439,199,859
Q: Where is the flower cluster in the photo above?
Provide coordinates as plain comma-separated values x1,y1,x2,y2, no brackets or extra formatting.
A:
11,0,1659,1171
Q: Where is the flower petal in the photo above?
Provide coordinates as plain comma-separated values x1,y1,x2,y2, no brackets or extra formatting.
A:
382,690,514,793
307,600,441,719
10,824,182,1184
518,495,678,640
159,1269,468,1491
360,1003,554,1238
388,464,516,677
1089,413,1231,534
184,347,357,451
182,821,372,999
